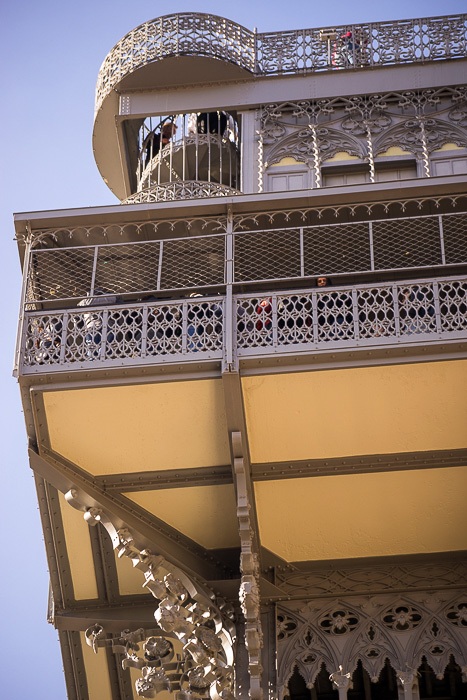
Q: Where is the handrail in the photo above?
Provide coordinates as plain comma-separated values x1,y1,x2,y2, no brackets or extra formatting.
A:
95,13,467,114
19,276,467,374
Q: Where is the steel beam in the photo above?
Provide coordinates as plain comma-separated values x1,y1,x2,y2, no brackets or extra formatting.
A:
29,448,235,582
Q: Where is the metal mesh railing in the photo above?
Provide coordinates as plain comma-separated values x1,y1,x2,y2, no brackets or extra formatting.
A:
95,13,255,113
256,15,467,74
25,212,467,304
233,213,467,283
27,235,225,303
20,276,467,372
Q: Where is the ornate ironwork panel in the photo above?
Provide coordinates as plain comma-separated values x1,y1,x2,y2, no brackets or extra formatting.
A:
235,276,467,356
256,15,467,75
20,276,467,372
22,297,224,370
95,13,255,112
275,591,467,698
123,181,240,204
95,14,467,118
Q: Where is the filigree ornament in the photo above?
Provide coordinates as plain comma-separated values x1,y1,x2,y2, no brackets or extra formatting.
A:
382,605,423,631
277,614,298,641
277,593,467,695
318,609,360,635
232,432,263,700
123,181,240,204
65,491,235,700
446,603,467,627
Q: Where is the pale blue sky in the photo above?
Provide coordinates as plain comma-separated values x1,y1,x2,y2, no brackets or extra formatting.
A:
1,1,465,697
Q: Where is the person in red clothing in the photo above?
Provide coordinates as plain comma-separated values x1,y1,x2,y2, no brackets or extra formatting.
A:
255,298,272,331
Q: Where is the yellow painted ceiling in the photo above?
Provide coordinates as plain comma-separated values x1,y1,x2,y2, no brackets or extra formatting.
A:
125,484,239,549
58,492,98,600
255,466,467,561
242,361,467,463
43,379,230,475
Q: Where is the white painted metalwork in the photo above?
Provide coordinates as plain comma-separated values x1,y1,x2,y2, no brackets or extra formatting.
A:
123,181,240,204
95,13,256,114
23,213,467,305
134,112,240,198
19,276,467,373
95,14,467,115
276,591,467,700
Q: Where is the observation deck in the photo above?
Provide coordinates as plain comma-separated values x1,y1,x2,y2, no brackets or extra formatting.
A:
93,12,467,202
14,10,467,700
15,187,467,381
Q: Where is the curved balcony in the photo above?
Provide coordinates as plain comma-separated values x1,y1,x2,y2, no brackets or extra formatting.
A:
95,13,467,115
123,182,240,204
133,112,241,201
95,13,255,114
93,13,466,201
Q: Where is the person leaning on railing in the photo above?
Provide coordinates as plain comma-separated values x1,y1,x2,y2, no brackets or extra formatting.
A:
77,288,121,358
316,276,353,340
144,122,177,166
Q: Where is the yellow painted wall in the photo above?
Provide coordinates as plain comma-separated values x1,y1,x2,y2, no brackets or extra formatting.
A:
269,157,304,166
376,146,413,157
323,151,359,162
255,466,467,561
242,361,467,463
80,632,113,700
434,142,464,152
125,484,239,549
58,492,98,600
44,380,230,475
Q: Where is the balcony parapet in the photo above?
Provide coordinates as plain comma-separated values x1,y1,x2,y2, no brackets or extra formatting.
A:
95,13,467,115
123,182,241,204
18,276,467,375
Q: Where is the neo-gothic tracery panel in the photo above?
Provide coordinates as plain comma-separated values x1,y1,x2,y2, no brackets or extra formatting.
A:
276,591,467,699
259,87,467,191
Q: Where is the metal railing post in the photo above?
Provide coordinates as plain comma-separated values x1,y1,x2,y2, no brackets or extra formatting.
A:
439,215,446,265
157,241,164,291
141,305,149,358
432,280,442,334
369,222,375,271
299,228,305,277
90,246,99,295
224,208,234,370
393,283,401,338
352,288,360,340
59,312,68,364
101,308,109,360
13,234,32,376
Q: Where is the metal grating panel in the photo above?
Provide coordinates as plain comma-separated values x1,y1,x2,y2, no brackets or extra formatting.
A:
159,236,225,289
442,213,467,265
372,217,442,270
234,230,301,282
28,247,96,302
95,243,160,296
303,223,371,276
